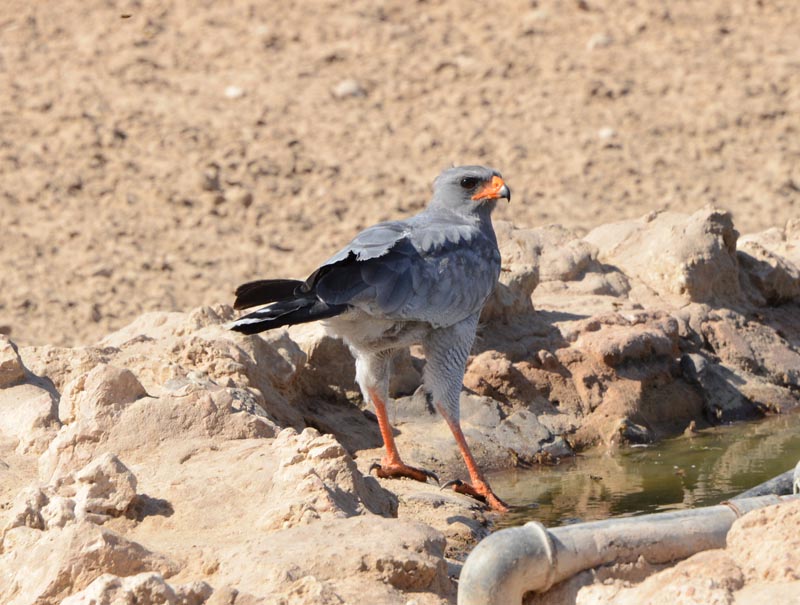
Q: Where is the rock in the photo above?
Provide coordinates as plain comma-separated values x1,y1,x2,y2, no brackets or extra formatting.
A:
571,312,679,367
0,522,178,605
6,197,800,605
40,496,77,529
6,453,138,533
219,516,449,600
332,79,366,98
261,427,396,529
288,322,421,398
0,336,25,387
5,486,49,531
223,85,244,99
58,363,146,425
288,322,358,396
72,453,138,520
738,238,800,305
18,344,114,392
587,32,613,50
585,207,741,306
597,126,616,140
572,500,800,605
700,311,800,388
726,499,800,583
0,381,59,453
41,384,276,483
680,353,761,421
60,572,213,605
224,185,253,208
481,221,541,321
614,418,654,445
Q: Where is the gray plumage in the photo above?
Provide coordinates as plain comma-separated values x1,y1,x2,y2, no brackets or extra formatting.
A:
231,165,511,509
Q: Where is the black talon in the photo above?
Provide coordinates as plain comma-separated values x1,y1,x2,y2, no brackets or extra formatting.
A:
441,478,489,505
424,469,440,486
368,462,382,476
441,479,464,491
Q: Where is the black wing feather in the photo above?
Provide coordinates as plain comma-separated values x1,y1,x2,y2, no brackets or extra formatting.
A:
233,279,304,310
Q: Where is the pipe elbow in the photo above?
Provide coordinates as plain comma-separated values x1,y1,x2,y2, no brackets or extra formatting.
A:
458,521,556,605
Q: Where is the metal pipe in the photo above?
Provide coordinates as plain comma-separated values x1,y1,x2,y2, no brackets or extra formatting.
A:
733,468,795,499
458,494,800,605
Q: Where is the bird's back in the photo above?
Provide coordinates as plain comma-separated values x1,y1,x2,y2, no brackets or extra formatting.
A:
315,207,501,328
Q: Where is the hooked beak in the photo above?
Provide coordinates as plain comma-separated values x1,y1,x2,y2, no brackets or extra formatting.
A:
472,175,511,203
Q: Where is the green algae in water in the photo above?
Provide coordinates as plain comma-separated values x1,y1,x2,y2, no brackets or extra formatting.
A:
491,414,800,530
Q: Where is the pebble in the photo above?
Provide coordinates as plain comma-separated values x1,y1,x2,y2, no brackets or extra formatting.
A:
598,126,616,140
587,32,613,50
224,85,245,99
332,79,366,99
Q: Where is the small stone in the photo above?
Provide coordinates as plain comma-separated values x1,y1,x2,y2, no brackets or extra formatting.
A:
225,186,254,208
224,85,245,99
332,79,366,99
587,32,613,50
597,126,616,140
73,453,138,519
0,335,25,388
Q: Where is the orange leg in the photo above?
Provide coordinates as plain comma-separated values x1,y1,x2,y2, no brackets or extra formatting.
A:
368,388,438,484
442,414,509,512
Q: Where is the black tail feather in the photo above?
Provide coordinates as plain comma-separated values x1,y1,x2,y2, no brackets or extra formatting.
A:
230,297,347,334
233,279,304,310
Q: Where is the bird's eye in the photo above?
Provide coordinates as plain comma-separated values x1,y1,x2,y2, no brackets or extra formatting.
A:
460,177,480,189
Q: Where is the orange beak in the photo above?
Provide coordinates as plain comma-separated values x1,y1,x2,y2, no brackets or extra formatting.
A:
471,175,511,202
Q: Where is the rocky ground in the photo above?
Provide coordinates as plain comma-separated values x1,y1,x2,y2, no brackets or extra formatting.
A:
1,0,798,347
2,206,800,603
2,0,800,603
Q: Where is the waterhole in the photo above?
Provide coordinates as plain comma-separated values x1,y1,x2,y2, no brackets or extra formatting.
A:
491,413,800,529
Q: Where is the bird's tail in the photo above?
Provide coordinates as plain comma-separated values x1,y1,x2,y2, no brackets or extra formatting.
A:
230,279,347,335
233,279,305,310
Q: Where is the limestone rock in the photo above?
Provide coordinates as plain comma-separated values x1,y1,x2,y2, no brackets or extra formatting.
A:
701,311,800,388
18,345,114,393
58,363,146,425
261,427,396,529
0,522,178,605
572,500,800,605
738,239,800,305
0,381,59,453
72,452,138,519
680,353,761,421
0,336,25,388
220,516,449,600
585,207,741,305
571,312,679,367
6,452,138,534
726,499,800,583
40,384,276,483
288,322,421,398
60,572,213,605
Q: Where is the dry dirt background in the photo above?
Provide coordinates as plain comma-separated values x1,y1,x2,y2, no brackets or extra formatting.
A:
1,0,799,346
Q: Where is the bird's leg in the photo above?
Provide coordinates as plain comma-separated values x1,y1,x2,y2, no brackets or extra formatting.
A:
367,388,438,484
440,409,509,512
422,314,509,512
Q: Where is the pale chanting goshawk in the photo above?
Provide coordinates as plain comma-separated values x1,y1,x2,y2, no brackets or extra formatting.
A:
230,165,510,511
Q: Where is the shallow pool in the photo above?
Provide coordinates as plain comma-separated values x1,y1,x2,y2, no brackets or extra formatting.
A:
491,413,800,529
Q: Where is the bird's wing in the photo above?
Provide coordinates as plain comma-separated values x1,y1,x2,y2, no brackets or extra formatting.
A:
302,220,415,314
303,216,500,326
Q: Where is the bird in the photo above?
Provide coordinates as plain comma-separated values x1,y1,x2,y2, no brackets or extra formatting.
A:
230,165,510,511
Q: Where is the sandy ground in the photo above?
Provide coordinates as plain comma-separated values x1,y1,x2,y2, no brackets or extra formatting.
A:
1,0,799,346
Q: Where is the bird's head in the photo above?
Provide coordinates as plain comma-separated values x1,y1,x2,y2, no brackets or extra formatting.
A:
430,165,511,215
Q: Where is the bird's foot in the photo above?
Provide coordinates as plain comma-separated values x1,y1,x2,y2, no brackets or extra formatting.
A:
442,478,509,512
369,460,439,485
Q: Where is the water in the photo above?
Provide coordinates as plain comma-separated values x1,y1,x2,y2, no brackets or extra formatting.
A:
491,414,800,530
